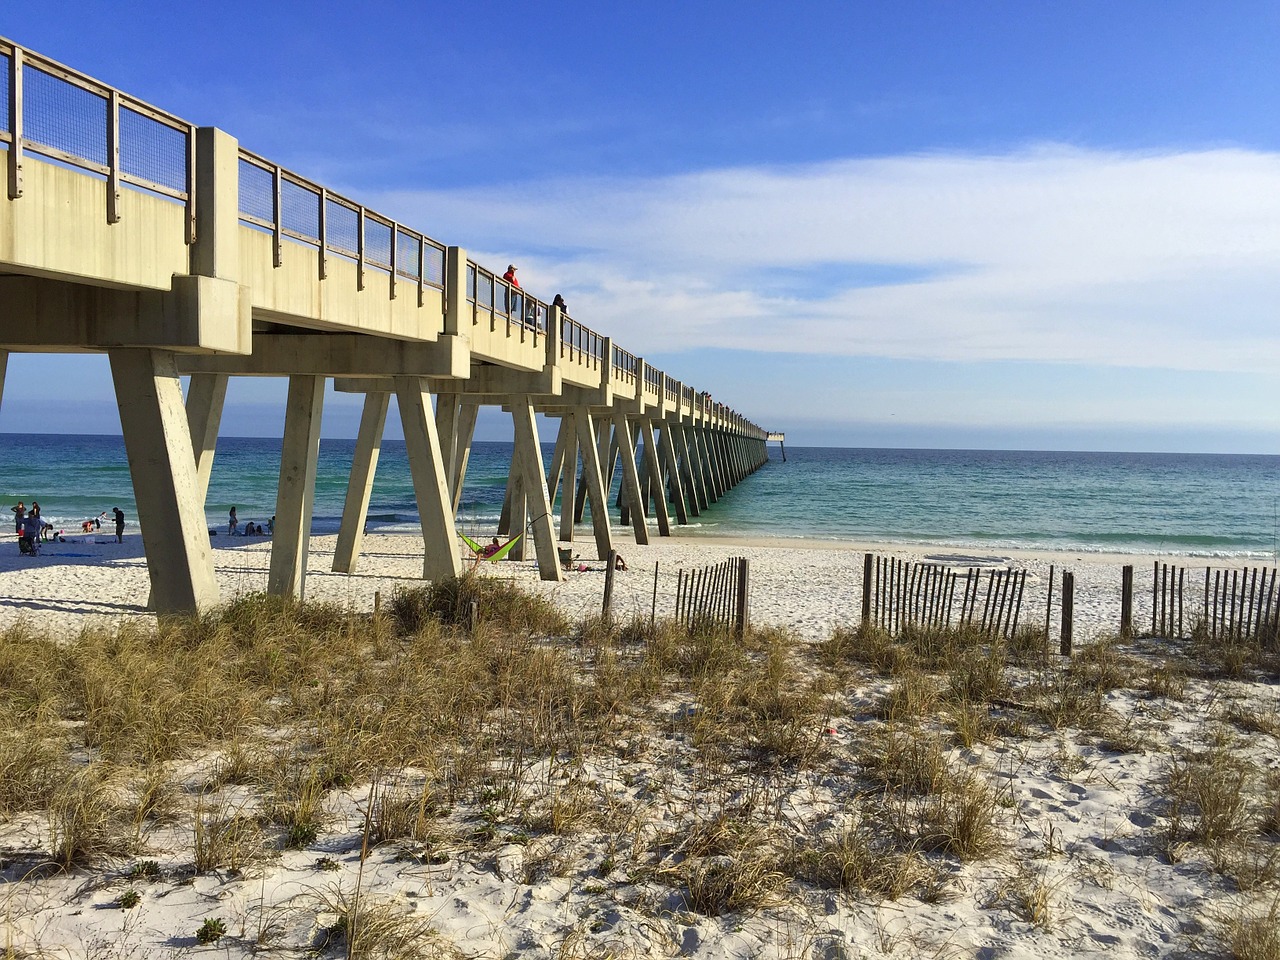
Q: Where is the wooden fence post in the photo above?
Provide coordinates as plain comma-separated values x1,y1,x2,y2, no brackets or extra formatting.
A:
861,552,873,626
734,557,749,639
1044,564,1055,640
651,561,659,628
1119,564,1133,638
1060,571,1074,657
602,549,617,624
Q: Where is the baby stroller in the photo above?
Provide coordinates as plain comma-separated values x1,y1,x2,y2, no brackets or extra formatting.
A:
18,512,42,555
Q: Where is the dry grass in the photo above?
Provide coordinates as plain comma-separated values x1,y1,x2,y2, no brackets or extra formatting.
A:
314,886,463,959
3,576,1278,953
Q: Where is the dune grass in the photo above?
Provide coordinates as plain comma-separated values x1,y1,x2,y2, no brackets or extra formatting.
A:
0,577,1276,956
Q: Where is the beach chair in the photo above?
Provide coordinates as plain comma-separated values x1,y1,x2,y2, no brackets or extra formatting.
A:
557,547,579,570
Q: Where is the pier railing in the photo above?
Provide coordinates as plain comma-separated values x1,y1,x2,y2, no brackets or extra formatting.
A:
1,36,768,440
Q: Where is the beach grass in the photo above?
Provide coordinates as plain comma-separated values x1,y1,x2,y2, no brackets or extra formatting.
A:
0,575,1278,957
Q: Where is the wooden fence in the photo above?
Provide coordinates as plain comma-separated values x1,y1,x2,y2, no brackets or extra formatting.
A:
860,554,1028,640
675,557,750,637
1125,561,1280,644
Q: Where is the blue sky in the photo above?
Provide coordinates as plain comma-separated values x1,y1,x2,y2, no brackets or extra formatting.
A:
2,2,1278,451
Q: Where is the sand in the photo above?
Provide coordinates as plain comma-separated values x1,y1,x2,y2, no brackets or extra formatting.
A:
1,530,1277,958
0,529,1146,642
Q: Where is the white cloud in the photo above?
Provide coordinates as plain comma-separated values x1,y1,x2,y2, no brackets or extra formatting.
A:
377,145,1280,373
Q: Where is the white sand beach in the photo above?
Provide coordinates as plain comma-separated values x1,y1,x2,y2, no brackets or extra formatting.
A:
0,529,1144,642
1,531,1277,959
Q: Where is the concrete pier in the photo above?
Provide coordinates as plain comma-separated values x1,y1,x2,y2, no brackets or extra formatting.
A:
0,35,774,610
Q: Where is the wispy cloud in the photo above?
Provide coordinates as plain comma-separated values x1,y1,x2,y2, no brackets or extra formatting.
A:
376,145,1280,374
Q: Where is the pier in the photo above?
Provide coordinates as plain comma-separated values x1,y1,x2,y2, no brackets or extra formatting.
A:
0,38,772,613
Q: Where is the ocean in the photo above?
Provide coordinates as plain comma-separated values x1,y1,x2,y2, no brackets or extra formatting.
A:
1,436,1277,562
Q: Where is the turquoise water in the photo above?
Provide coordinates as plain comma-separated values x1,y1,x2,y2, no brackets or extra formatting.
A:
1,436,1277,561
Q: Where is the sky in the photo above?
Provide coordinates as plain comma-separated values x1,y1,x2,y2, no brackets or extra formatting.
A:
1,2,1278,452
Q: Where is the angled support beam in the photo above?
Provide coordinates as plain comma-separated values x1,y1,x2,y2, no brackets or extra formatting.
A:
510,397,563,581
184,373,228,508
638,418,672,536
546,412,572,508
0,350,7,414
658,423,689,525
450,401,480,516
394,377,463,582
612,413,649,545
575,409,613,560
674,424,704,516
558,412,579,542
268,375,325,599
332,391,390,574
108,349,219,614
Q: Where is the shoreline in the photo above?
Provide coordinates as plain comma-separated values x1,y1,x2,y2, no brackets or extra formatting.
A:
2,526,1268,642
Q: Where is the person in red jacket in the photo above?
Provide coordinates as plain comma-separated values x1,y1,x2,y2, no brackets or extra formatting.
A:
503,264,520,288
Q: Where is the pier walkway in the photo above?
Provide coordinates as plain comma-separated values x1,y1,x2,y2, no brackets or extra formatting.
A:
0,38,772,613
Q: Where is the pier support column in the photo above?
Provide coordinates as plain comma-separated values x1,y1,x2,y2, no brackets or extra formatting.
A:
558,413,579,543
613,413,649,545
332,391,389,574
449,401,479,516
639,419,671,536
575,409,613,560
677,425,705,514
108,349,218,614
510,397,563,581
658,423,689,525
395,377,462,582
696,428,720,502
185,373,228,507
0,350,7,414
546,414,572,507
268,375,325,599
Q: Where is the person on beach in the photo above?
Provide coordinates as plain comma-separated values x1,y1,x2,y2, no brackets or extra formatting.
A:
18,513,40,555
267,515,275,535
112,507,125,544
614,553,628,571
228,506,238,536
11,501,25,534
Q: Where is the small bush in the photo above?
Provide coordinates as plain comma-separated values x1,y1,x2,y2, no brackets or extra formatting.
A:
390,573,568,637
195,917,226,945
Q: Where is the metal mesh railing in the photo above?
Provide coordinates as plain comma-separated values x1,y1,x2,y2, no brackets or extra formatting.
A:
281,177,319,240
325,198,359,257
2,51,13,135
364,217,392,270
397,230,420,279
424,242,444,286
119,106,186,193
238,158,274,225
24,65,108,168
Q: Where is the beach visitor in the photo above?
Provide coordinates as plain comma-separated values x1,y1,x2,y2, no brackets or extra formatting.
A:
267,515,275,535
18,513,40,555
614,553,627,571
228,506,238,536
502,264,519,288
482,536,501,559
11,501,25,534
112,506,125,544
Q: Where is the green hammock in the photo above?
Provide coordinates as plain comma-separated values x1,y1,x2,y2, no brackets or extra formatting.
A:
460,532,522,563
